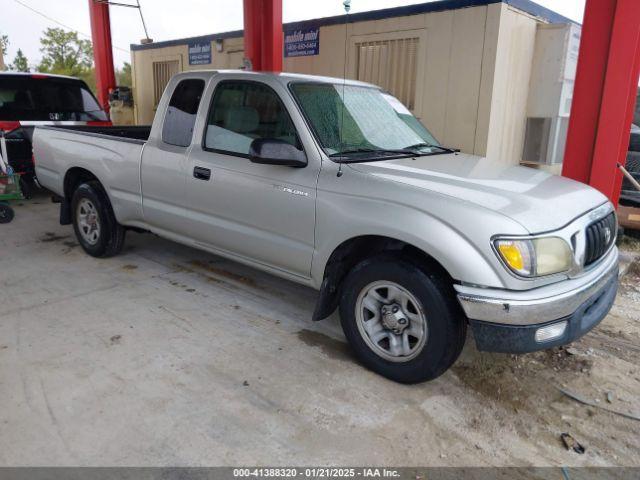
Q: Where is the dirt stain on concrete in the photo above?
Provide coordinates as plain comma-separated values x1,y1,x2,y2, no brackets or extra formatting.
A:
40,232,70,243
297,329,352,362
189,259,259,288
121,264,139,271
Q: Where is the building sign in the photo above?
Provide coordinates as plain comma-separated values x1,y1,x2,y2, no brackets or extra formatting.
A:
284,27,320,57
188,41,212,65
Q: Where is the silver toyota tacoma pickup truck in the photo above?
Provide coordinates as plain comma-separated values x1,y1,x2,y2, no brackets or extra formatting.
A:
33,70,619,383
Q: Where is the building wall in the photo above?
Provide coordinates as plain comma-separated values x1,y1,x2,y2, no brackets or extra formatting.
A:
131,4,544,164
482,4,539,164
132,36,245,124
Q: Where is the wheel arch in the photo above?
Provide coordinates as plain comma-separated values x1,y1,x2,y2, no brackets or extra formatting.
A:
312,234,454,321
59,167,105,225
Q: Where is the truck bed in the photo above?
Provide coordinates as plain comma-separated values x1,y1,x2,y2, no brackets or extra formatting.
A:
33,125,148,224
44,125,152,143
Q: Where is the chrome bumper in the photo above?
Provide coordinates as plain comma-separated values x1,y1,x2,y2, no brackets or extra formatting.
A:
455,247,619,326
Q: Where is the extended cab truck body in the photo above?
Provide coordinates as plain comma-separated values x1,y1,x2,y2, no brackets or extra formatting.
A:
33,70,619,383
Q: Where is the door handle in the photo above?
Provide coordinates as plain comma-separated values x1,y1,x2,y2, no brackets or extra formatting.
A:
193,166,211,181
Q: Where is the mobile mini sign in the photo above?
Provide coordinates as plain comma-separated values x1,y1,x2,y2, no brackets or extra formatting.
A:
284,27,320,58
188,41,212,65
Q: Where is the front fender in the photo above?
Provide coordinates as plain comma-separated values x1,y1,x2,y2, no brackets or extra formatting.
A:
312,165,529,290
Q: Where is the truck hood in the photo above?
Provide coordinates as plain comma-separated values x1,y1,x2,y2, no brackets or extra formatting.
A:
348,153,609,233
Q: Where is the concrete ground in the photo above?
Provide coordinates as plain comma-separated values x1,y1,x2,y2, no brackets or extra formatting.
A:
1,194,639,467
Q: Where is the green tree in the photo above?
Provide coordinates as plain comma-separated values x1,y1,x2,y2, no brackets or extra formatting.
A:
0,34,8,55
37,28,93,77
9,49,30,72
116,62,132,87
1,34,9,71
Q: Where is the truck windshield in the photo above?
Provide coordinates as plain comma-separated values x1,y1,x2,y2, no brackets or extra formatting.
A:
0,76,107,122
290,82,449,161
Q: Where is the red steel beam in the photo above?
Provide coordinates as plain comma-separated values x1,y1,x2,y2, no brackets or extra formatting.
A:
613,19,640,201
562,0,616,185
243,0,263,71
243,0,283,72
562,0,640,207
260,0,283,72
589,0,640,205
88,0,117,113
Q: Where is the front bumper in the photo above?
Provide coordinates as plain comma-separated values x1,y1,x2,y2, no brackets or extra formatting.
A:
456,248,619,353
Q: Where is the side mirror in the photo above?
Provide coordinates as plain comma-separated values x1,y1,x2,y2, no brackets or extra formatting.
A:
249,138,307,168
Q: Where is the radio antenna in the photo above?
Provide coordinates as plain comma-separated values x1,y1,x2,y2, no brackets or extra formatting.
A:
337,0,351,178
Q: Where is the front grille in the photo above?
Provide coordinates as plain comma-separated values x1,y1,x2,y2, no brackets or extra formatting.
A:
584,212,617,266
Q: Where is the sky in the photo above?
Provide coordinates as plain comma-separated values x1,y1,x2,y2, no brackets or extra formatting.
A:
1,0,586,69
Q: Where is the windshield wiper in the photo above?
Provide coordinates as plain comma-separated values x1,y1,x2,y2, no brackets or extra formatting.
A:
329,148,415,160
402,143,460,154
328,144,460,163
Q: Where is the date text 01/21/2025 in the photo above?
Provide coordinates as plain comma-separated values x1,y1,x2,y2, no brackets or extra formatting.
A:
232,468,401,478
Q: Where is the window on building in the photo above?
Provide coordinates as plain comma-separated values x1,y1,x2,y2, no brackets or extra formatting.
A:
152,60,180,108
355,37,419,111
161,79,205,147
204,81,300,156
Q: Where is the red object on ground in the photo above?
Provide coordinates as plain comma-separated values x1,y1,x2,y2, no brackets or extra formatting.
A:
243,0,283,72
88,0,117,114
562,0,640,207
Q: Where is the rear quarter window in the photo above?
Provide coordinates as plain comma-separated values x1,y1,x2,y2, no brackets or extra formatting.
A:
162,79,206,147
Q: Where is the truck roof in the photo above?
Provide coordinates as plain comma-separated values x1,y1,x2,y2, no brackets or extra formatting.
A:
0,71,85,82
178,69,377,89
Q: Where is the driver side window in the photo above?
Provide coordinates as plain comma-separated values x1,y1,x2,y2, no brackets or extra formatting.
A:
204,81,300,156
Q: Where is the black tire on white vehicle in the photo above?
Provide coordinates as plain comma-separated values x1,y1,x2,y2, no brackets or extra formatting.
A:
71,181,125,258
339,255,467,384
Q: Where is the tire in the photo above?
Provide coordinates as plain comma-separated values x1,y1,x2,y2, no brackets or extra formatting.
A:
0,203,14,224
71,181,125,258
339,256,466,384
629,132,640,153
626,151,640,173
19,177,32,200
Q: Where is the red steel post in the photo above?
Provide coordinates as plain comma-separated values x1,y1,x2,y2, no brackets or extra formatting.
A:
562,0,640,206
562,0,616,185
261,0,283,72
589,0,640,206
612,32,640,201
88,0,117,113
243,0,263,71
243,0,283,72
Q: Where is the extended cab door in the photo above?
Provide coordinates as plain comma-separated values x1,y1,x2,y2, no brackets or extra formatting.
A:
185,76,320,279
140,76,207,233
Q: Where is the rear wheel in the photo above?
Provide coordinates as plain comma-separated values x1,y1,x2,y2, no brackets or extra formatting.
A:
339,256,466,383
0,203,14,224
19,177,32,200
71,181,125,257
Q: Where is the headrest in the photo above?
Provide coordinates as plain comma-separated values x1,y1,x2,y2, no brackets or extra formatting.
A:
224,106,259,134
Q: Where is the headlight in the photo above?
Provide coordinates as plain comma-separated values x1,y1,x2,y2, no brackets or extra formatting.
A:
494,237,572,277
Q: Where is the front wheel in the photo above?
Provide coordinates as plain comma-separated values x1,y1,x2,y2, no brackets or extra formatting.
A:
71,181,125,258
339,256,466,383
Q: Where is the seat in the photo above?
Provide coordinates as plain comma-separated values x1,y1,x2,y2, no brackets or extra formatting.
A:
224,106,259,135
